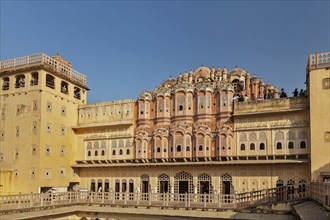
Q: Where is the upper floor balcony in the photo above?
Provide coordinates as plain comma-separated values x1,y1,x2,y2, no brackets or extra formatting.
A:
0,53,87,87
234,97,309,116
307,52,330,71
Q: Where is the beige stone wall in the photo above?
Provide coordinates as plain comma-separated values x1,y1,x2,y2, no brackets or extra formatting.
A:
234,101,310,157
0,67,85,194
75,100,135,161
309,67,330,181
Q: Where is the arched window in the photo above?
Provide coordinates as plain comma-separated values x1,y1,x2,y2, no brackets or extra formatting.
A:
101,150,105,156
94,150,98,156
74,87,81,100
299,180,307,192
288,142,294,149
259,143,265,150
300,141,306,149
61,81,69,94
119,149,123,155
104,179,110,192
126,149,130,155
177,145,182,152
164,148,167,152
87,151,91,157
112,149,116,155
240,144,245,151
46,74,55,89
15,74,25,88
31,72,39,86
157,147,161,153
2,77,9,90
186,146,190,151
199,145,203,151
276,179,284,187
250,143,255,150
90,179,96,192
276,142,282,150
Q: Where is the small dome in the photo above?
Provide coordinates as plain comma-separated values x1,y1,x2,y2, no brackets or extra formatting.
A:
183,72,189,79
216,66,222,75
229,67,246,76
223,67,228,74
194,66,211,79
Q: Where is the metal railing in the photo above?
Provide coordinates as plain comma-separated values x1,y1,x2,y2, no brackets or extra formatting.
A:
0,185,310,212
0,53,87,86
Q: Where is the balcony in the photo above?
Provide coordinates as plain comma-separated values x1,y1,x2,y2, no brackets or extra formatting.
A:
308,52,330,70
0,53,87,87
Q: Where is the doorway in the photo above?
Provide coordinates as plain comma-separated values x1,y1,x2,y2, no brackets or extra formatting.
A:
179,181,189,194
159,181,169,193
200,181,210,194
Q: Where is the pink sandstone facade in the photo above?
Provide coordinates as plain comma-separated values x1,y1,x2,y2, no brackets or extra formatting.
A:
135,66,277,161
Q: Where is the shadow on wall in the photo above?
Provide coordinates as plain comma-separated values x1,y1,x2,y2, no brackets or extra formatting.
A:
313,163,330,182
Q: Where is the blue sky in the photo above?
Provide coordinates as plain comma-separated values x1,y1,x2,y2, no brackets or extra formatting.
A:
1,1,329,103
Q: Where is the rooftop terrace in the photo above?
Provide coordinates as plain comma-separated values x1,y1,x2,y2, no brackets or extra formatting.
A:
234,97,309,116
0,53,87,87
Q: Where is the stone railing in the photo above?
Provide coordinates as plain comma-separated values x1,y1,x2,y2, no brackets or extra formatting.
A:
0,185,310,212
308,52,330,70
234,97,309,115
310,182,330,210
0,53,87,86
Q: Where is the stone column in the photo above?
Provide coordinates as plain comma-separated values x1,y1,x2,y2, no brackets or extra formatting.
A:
245,73,251,97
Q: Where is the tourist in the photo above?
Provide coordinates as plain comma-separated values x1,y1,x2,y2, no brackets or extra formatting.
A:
238,94,245,102
299,89,304,97
280,88,287,98
293,88,298,97
267,90,274,99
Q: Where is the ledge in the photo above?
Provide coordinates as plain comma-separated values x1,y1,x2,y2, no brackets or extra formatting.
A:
73,157,309,168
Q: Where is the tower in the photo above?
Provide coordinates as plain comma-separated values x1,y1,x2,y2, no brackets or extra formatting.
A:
0,53,88,193
307,52,330,181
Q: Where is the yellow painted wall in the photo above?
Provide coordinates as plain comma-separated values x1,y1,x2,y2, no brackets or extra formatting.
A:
0,68,86,194
310,67,330,181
